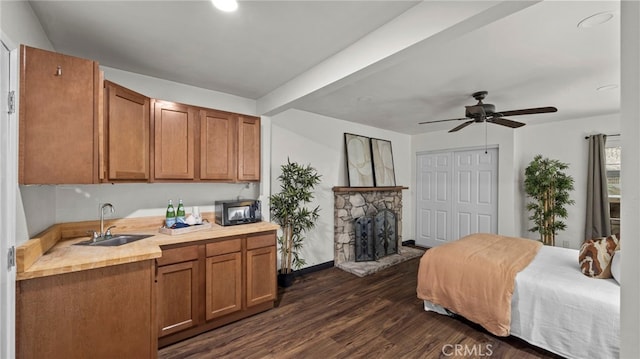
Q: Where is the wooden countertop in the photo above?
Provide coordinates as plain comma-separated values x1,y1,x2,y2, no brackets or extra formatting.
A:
16,214,279,281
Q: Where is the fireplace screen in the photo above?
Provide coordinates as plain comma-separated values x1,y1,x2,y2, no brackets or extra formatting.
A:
355,209,397,262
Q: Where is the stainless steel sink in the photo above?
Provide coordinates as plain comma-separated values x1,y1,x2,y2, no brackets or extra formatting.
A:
74,234,154,247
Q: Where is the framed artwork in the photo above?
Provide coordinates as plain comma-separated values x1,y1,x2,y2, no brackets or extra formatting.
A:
344,133,374,186
371,138,396,186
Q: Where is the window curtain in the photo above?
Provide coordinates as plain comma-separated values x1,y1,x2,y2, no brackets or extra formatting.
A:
585,134,611,240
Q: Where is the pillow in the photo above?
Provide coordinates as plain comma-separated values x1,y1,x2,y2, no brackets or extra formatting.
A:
579,233,620,279
611,250,621,284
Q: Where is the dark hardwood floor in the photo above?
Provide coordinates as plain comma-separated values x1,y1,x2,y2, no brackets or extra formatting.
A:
159,258,563,359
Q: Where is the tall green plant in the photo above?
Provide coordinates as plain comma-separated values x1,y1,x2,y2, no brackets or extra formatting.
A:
524,155,575,246
269,159,321,274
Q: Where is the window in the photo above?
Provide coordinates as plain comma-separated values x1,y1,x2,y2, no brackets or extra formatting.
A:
605,137,621,233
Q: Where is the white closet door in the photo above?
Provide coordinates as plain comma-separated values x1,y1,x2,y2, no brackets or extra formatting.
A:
453,148,499,239
416,152,453,248
416,148,498,248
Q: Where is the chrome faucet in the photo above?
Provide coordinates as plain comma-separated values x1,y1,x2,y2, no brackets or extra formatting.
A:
100,203,115,238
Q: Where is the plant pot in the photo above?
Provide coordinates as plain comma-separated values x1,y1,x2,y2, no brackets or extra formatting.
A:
277,270,295,288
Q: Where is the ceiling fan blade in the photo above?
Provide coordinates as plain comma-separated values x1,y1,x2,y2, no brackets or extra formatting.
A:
448,120,475,133
419,117,469,125
488,117,525,128
498,107,557,117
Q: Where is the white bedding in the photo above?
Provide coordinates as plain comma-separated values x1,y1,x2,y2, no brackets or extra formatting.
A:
424,245,620,359
511,245,619,359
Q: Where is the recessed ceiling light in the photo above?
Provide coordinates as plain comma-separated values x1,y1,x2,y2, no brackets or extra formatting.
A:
577,11,614,28
212,0,238,12
596,84,618,91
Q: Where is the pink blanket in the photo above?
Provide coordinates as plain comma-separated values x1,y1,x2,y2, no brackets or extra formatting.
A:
416,233,542,336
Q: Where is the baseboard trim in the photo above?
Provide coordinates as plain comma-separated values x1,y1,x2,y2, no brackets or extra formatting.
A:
402,240,415,246
295,261,334,277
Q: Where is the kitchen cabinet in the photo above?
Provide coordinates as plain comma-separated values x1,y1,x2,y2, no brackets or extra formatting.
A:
200,109,237,181
205,239,242,320
103,81,150,181
246,235,277,307
19,45,100,184
157,231,276,347
152,100,197,180
153,104,261,182
16,260,157,359
155,245,201,338
237,115,261,181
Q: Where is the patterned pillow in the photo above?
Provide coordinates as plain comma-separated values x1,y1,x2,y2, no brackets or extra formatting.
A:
611,250,621,284
579,233,620,278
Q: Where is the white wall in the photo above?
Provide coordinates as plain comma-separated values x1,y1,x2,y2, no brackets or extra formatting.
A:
0,1,54,52
514,113,620,249
411,124,518,238
270,109,412,267
620,1,640,356
101,66,256,116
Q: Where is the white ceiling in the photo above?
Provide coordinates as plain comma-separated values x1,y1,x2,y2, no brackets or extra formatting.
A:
29,0,620,135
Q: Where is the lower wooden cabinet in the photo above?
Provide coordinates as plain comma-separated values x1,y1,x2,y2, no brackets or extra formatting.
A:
16,261,157,359
205,252,242,320
157,260,200,337
156,231,276,347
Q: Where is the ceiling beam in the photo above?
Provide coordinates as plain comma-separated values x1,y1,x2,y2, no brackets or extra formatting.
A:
257,0,541,117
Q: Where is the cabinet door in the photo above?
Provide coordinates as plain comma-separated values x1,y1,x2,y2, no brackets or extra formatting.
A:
200,109,237,181
205,252,242,321
246,245,276,307
237,115,260,181
156,260,200,337
19,45,98,184
104,81,150,181
153,100,196,180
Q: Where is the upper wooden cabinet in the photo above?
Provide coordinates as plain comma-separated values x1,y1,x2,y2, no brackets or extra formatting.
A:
237,116,261,181
152,100,197,180
153,104,261,183
19,45,260,184
103,81,150,181
200,109,237,181
19,45,100,184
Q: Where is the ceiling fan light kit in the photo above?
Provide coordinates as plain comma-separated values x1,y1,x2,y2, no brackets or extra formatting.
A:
419,91,557,133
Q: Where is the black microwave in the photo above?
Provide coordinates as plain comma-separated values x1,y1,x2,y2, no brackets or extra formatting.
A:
215,199,262,226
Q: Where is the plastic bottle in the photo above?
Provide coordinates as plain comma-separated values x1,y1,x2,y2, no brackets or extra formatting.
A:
166,199,176,228
176,199,186,224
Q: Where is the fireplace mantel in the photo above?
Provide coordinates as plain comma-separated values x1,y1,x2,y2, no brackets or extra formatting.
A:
332,186,408,193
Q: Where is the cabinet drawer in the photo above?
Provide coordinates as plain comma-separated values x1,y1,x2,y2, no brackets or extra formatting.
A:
206,238,241,257
157,245,199,266
247,233,275,250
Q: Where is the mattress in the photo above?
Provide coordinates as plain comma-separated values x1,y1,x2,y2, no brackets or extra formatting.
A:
423,245,620,359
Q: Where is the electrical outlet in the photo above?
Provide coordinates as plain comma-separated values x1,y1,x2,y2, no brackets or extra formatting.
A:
563,240,570,248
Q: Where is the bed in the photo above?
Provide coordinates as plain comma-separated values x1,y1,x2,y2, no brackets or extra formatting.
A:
417,233,620,359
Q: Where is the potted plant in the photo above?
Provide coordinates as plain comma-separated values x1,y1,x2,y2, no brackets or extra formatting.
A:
524,155,575,246
269,159,321,287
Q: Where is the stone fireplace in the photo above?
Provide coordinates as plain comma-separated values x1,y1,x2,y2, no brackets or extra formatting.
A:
333,186,423,276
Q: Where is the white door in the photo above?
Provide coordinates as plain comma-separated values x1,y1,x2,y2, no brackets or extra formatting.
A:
0,39,17,359
416,152,453,247
416,148,498,247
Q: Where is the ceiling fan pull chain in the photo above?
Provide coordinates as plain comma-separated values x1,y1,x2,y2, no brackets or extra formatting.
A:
485,120,488,154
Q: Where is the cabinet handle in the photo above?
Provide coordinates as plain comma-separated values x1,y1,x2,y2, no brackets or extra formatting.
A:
55,66,62,76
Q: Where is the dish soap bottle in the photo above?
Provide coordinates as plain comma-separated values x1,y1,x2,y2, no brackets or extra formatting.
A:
166,199,176,228
176,199,186,224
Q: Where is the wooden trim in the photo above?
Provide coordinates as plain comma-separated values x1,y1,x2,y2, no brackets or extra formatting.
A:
332,186,408,192
15,226,61,273
18,45,26,184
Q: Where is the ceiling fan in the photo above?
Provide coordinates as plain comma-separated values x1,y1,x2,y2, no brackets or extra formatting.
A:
419,91,557,132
